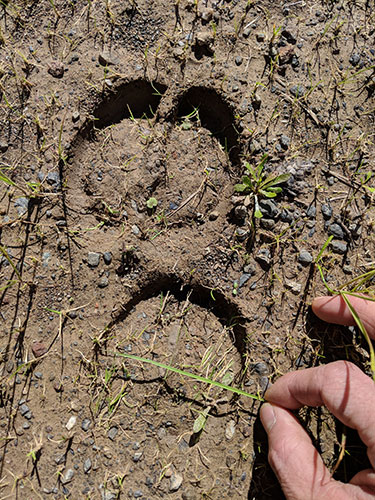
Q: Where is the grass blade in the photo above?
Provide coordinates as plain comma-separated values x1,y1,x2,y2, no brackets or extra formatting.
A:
117,352,264,401
341,292,375,382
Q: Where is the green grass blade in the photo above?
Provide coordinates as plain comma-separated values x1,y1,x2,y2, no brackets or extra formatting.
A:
341,292,375,382
0,246,21,280
118,353,264,401
315,235,334,263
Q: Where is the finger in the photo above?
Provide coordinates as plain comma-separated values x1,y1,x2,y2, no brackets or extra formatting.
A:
264,361,375,468
260,403,353,500
312,295,375,338
350,470,375,493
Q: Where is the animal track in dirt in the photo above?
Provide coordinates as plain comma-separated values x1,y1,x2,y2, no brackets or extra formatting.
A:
93,274,262,498
65,79,239,256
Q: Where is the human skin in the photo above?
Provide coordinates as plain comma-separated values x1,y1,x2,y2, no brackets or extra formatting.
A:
260,295,375,500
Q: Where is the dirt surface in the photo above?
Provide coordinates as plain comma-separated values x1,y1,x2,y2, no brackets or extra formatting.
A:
1,0,375,498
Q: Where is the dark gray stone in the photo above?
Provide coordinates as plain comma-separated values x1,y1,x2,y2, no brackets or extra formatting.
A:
14,197,29,216
239,273,252,288
103,252,112,265
290,84,305,97
256,248,271,268
46,171,60,186
19,403,30,416
107,426,118,441
235,56,243,66
0,141,8,153
328,223,345,239
253,362,268,375
259,199,280,219
87,252,100,267
97,276,109,288
260,218,275,230
321,203,333,219
306,206,316,218
81,418,91,431
298,250,313,266
279,135,290,150
83,458,92,473
331,240,347,254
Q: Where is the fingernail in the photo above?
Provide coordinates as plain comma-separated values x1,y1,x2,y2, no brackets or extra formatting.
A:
260,403,276,433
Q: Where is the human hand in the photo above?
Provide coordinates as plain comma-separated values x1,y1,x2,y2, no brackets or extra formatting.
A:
260,295,375,500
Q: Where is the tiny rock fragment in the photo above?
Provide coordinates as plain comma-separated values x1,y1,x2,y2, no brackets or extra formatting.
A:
48,60,64,78
98,51,118,66
66,416,77,430
285,280,302,295
32,342,47,358
225,420,236,440
169,471,183,492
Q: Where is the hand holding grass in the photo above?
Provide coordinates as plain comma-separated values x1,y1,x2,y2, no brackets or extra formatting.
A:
260,295,375,500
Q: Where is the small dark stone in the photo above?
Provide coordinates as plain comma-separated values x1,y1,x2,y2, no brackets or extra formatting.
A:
97,276,109,288
235,56,243,66
46,171,60,186
328,223,345,240
14,197,29,216
233,205,247,222
280,208,293,223
236,228,248,241
48,60,64,78
349,53,361,66
279,135,290,150
331,240,347,254
0,141,8,153
253,362,268,375
298,249,313,266
256,248,271,268
103,252,112,265
81,418,91,431
306,206,316,218
87,252,100,267
321,203,333,219
260,218,275,230
72,111,80,123
19,403,30,416
83,458,92,473
239,273,252,288
290,84,305,97
107,426,118,441
259,199,280,219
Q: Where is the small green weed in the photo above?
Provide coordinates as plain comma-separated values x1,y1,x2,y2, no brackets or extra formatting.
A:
234,154,289,218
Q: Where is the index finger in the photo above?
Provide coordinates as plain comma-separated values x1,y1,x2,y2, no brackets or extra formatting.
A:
312,295,375,339
265,361,375,468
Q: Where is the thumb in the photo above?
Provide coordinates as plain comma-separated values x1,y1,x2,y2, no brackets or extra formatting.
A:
312,295,375,339
260,403,351,500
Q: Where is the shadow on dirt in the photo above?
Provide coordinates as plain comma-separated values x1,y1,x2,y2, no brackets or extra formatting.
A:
177,86,240,164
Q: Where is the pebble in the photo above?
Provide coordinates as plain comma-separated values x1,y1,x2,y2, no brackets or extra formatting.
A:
0,141,8,152
285,280,302,295
239,273,252,288
132,225,140,236
61,469,74,484
255,248,271,268
349,53,361,66
72,111,80,123
328,223,345,240
306,206,316,218
280,208,293,223
108,426,118,441
235,56,243,66
321,203,332,219
19,403,30,416
259,199,280,219
169,472,183,492
133,491,143,498
279,135,290,150
236,228,248,241
82,418,91,431
14,197,29,216
298,250,313,266
209,210,219,221
66,416,77,430
87,252,100,267
83,458,92,473
32,342,47,357
48,60,65,78
97,276,109,288
46,171,60,187
253,362,268,375
233,205,247,222
260,218,275,230
290,84,305,97
225,420,236,440
133,452,143,462
331,240,347,254
103,252,112,265
98,51,118,66
42,252,51,268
